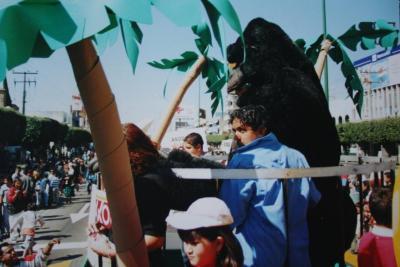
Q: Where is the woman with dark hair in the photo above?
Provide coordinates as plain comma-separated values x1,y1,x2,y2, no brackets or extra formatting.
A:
89,123,220,266
122,123,176,266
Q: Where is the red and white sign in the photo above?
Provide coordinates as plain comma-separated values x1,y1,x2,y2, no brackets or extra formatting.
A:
96,198,112,229
88,188,112,229
72,95,83,111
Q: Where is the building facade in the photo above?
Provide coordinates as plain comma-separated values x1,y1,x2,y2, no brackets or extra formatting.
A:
354,44,400,121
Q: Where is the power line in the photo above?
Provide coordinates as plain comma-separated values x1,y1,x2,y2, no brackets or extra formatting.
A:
13,70,38,115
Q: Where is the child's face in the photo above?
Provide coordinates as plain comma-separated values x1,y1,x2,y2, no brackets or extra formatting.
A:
14,180,22,189
183,236,223,267
231,118,267,146
183,142,203,158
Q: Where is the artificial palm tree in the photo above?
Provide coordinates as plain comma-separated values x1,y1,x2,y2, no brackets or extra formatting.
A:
0,1,243,265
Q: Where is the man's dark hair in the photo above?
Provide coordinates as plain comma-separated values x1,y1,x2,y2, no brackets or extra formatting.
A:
229,104,270,131
369,188,392,228
184,132,204,147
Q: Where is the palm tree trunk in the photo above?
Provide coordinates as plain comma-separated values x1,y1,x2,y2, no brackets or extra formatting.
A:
153,55,206,145
67,38,148,267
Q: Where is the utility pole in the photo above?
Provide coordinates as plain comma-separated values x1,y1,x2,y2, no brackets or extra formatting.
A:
13,70,38,115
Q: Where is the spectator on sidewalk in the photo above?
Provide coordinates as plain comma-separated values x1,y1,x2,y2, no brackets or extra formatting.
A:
20,203,44,257
7,178,27,243
382,171,393,189
48,170,60,206
32,171,42,208
62,176,73,204
39,173,50,209
0,238,60,266
0,177,12,239
11,167,21,181
358,188,397,267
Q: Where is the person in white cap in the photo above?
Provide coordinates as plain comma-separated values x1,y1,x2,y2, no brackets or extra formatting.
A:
166,197,243,267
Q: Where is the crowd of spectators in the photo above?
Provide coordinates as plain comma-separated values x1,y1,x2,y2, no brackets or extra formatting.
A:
342,170,396,266
0,145,96,265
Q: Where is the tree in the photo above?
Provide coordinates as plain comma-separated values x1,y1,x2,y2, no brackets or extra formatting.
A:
0,2,243,265
64,127,92,147
0,107,26,145
22,116,60,149
336,117,400,155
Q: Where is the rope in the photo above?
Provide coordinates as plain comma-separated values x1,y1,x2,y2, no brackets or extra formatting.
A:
171,161,396,180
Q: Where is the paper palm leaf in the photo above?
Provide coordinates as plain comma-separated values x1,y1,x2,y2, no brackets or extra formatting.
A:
297,33,365,116
149,22,229,115
148,51,199,70
295,20,398,117
0,0,242,83
327,35,364,115
338,20,398,51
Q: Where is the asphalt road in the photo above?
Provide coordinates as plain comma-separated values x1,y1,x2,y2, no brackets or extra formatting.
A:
32,185,90,266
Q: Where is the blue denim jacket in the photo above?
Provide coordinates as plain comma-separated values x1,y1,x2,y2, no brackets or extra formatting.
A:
220,132,320,267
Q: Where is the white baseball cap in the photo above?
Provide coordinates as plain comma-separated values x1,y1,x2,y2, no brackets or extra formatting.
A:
166,197,234,230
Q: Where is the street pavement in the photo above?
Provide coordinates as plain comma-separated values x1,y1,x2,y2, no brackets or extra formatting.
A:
21,185,91,266
9,183,185,267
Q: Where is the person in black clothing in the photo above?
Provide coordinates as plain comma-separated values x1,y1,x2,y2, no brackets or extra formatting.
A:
123,123,177,266
88,123,219,266
122,123,220,266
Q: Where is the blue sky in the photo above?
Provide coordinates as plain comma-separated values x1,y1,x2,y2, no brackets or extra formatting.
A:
8,0,399,133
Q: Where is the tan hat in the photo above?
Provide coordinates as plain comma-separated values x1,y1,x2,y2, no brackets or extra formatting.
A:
166,197,234,230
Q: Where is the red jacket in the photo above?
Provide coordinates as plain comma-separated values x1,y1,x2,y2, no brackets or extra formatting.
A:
358,227,397,267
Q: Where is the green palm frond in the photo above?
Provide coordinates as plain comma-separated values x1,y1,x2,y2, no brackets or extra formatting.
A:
148,21,229,116
295,20,398,117
148,51,199,70
192,22,212,55
0,0,243,82
339,20,398,51
327,35,364,115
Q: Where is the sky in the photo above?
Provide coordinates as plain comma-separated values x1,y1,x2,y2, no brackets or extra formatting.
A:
6,0,400,136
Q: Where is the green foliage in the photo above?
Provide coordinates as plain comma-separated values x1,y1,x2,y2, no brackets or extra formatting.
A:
0,0,243,81
206,133,230,144
338,20,398,51
336,117,400,145
148,51,199,70
192,23,212,54
64,127,92,147
56,123,69,145
0,107,26,145
0,107,88,148
327,35,364,115
22,117,60,149
149,23,228,115
295,20,398,117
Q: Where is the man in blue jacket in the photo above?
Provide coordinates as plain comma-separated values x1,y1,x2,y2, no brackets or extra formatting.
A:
220,105,321,267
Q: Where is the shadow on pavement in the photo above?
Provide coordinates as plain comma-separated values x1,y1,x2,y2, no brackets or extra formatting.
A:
35,234,71,241
44,216,69,221
42,215,62,219
69,200,89,204
35,229,61,234
49,253,83,263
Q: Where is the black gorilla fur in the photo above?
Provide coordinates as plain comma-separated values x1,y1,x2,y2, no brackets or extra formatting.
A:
166,149,223,210
227,18,356,266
